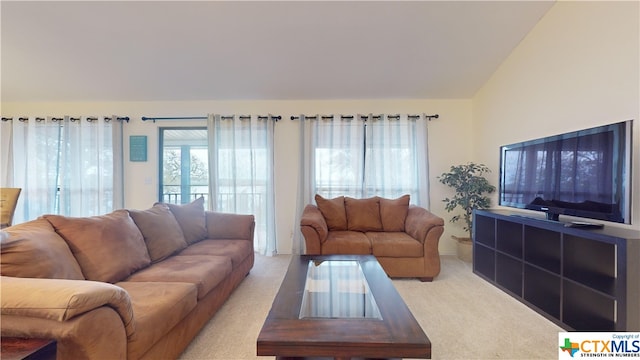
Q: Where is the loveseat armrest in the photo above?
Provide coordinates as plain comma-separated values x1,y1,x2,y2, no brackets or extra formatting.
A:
205,211,255,241
1,276,135,337
405,206,445,279
300,204,328,254
405,205,445,244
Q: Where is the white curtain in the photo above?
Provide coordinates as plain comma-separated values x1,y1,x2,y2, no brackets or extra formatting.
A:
207,114,276,256
10,116,122,224
59,116,119,216
365,114,430,207
0,119,13,187
293,113,431,253
292,114,367,254
314,115,366,198
293,114,316,255
111,116,125,210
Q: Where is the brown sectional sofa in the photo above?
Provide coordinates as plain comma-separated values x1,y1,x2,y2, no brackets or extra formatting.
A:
0,197,255,360
300,195,444,281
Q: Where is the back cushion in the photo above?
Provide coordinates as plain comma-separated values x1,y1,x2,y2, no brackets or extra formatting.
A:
344,197,383,231
162,197,208,245
128,204,188,263
379,195,410,231
315,195,347,231
1,218,85,279
44,210,151,283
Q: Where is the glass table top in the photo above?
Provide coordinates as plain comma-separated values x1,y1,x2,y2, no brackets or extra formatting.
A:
299,260,382,320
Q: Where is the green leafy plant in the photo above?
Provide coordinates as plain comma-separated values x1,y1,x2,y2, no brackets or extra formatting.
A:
438,163,496,238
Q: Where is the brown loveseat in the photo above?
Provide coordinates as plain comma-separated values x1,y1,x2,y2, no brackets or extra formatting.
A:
300,195,444,281
0,197,254,360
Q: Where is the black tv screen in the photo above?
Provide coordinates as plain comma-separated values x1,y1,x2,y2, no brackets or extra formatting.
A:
499,120,632,224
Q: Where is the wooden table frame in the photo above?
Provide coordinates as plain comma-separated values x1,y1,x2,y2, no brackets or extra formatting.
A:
1,337,56,360
257,255,431,359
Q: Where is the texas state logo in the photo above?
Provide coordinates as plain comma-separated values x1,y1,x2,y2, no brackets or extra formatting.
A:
560,337,580,357
559,332,640,358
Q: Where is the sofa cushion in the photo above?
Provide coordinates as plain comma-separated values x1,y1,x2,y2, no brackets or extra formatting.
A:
1,218,84,280
178,239,252,268
162,197,207,245
379,195,410,232
128,204,188,263
345,197,383,231
44,210,151,283
315,195,347,231
321,231,372,255
368,231,423,258
124,255,232,300
116,281,197,360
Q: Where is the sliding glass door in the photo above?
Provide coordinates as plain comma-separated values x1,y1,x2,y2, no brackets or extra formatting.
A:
158,127,209,207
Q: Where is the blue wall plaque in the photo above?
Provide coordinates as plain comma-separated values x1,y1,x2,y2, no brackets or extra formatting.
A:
129,135,147,162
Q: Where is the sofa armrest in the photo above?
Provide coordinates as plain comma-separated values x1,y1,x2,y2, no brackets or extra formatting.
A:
205,211,255,241
1,276,135,337
2,307,128,359
300,204,328,254
405,206,445,244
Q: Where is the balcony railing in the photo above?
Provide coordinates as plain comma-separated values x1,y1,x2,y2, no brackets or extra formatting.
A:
162,192,208,205
162,186,263,214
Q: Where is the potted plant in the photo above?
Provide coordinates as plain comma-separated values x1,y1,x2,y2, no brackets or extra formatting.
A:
438,163,496,262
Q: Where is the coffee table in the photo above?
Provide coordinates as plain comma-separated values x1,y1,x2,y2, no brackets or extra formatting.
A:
257,255,431,359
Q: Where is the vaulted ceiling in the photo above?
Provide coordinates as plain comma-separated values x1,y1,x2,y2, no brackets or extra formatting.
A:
1,1,555,102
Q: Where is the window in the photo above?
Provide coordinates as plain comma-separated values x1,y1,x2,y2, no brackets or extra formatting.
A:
159,127,209,207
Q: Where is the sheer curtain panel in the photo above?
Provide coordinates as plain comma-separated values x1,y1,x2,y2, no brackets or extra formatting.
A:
292,114,316,255
0,119,13,187
207,114,276,256
59,116,119,216
365,114,430,207
12,117,60,222
314,115,366,198
292,114,367,254
10,116,122,224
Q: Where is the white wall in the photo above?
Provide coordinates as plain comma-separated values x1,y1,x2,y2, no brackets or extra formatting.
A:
473,1,640,229
1,99,472,254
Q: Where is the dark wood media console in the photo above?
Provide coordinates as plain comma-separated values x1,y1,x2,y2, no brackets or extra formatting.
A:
472,209,640,331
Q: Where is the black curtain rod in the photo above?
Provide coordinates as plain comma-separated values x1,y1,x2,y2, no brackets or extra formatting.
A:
1,116,129,122
141,115,282,123
290,114,439,121
142,116,206,122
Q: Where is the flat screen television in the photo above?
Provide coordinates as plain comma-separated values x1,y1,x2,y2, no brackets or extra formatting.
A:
499,120,632,224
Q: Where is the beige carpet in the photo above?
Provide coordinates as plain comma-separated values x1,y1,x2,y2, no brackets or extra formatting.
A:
179,254,562,360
